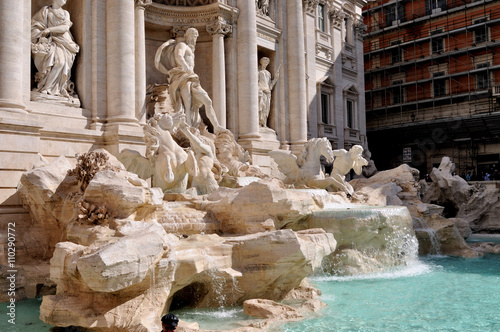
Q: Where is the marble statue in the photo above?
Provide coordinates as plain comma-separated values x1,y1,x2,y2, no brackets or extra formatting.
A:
31,0,80,105
258,57,280,127
269,137,334,183
154,27,226,134
178,119,219,195
119,113,198,194
256,0,270,16
327,145,369,196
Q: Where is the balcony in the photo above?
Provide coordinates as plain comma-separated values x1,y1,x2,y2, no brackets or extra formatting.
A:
318,123,337,140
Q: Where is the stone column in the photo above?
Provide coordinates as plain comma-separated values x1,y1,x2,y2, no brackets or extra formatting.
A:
236,0,260,141
135,0,151,125
0,0,26,114
106,0,138,127
286,0,308,154
330,8,346,148
207,17,232,129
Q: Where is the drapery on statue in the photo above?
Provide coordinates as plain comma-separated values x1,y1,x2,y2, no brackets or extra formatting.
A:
154,27,226,134
269,140,368,197
256,0,270,16
31,0,79,101
258,57,280,127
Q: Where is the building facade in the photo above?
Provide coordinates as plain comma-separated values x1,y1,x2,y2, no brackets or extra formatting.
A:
363,0,500,178
0,0,366,236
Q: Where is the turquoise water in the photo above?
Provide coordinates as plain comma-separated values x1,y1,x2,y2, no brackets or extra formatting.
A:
0,297,53,331
283,254,500,331
2,255,500,331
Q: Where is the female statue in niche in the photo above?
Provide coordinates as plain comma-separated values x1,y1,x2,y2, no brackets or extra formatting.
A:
31,0,80,104
258,57,279,127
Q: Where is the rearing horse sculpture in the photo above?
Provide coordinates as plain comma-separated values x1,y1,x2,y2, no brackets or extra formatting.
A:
269,137,334,184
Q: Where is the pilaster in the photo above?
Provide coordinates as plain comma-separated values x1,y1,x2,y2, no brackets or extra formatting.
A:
135,0,152,125
0,0,27,115
207,16,232,129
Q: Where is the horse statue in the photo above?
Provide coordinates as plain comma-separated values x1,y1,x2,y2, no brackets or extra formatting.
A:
270,140,368,197
118,113,198,194
269,137,334,184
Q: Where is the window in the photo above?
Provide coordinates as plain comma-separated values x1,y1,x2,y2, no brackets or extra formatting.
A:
346,100,354,128
473,18,488,44
476,63,490,89
318,4,325,32
426,0,446,15
392,80,403,104
431,30,444,53
385,3,405,26
344,18,348,42
321,93,329,123
391,45,402,64
433,72,446,97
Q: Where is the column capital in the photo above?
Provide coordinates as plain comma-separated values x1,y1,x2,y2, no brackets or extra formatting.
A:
329,8,345,29
206,17,232,37
171,26,191,38
303,0,319,16
135,0,152,8
354,20,367,40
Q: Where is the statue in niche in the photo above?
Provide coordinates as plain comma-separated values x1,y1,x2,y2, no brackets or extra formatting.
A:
258,57,280,127
155,27,226,134
256,0,270,16
31,0,80,106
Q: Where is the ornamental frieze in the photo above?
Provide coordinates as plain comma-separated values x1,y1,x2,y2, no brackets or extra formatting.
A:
146,2,238,27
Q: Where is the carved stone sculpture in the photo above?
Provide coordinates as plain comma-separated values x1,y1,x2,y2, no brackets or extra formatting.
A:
177,119,219,195
269,137,334,184
31,0,80,106
327,145,369,196
256,0,270,16
258,57,280,127
119,113,198,194
154,27,226,133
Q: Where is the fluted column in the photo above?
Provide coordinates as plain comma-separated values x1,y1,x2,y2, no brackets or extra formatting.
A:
0,0,26,113
106,0,138,127
135,0,151,125
287,0,308,154
207,17,232,129
236,0,260,141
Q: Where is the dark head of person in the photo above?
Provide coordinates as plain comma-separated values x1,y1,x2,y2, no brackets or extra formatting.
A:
161,313,179,332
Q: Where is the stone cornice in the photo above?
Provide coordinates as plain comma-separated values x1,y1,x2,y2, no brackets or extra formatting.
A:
303,0,320,16
135,0,153,8
145,2,238,27
206,16,232,36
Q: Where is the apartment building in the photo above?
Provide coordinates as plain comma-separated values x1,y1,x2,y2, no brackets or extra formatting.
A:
363,0,500,177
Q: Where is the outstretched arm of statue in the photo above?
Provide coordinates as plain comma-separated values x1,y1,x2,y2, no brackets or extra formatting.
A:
179,120,212,157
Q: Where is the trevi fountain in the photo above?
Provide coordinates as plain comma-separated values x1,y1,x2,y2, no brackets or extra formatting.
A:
1,1,500,331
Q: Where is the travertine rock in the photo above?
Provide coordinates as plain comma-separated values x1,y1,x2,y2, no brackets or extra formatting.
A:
84,170,163,220
422,157,473,217
415,214,480,257
243,299,303,320
456,187,500,232
204,179,318,234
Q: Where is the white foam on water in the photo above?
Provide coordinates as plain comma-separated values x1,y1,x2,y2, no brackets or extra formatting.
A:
312,259,435,282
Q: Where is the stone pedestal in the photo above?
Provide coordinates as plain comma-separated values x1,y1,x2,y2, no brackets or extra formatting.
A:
240,127,281,176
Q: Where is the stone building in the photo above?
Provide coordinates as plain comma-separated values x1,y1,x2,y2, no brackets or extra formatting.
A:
363,0,500,178
0,0,366,239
